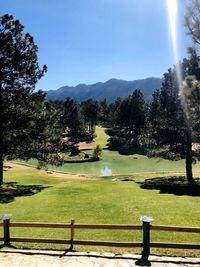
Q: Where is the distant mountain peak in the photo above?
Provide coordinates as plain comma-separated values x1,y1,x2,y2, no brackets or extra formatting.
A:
47,77,163,102
76,83,86,87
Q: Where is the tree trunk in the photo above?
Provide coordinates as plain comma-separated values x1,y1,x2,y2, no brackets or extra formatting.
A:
0,150,3,186
0,81,3,185
185,127,195,185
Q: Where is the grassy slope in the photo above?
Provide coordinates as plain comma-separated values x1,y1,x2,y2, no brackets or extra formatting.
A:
1,167,200,256
94,126,109,148
5,127,200,255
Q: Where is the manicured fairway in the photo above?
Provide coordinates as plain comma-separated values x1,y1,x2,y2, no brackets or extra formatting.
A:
3,127,200,256
1,164,200,257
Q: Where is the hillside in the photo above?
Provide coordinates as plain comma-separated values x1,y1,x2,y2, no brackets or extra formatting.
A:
46,77,162,102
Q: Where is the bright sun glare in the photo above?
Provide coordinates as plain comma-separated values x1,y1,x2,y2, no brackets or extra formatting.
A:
166,0,178,62
166,0,188,115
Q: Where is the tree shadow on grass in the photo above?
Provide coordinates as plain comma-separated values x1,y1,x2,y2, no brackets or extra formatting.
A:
0,182,50,204
138,176,200,196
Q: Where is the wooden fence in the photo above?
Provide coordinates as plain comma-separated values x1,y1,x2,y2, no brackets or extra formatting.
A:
0,215,200,257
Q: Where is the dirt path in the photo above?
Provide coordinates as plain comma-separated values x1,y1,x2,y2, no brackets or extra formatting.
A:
79,141,94,150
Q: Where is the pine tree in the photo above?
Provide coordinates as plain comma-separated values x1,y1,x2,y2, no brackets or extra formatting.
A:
0,14,51,184
62,98,85,145
108,90,146,154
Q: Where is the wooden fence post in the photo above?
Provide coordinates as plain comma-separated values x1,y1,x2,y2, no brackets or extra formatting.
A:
69,219,75,250
2,214,12,247
140,216,154,259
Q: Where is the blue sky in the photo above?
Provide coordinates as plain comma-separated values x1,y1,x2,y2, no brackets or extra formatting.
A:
1,0,190,91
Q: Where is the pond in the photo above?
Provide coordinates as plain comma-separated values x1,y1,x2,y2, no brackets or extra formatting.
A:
42,150,198,176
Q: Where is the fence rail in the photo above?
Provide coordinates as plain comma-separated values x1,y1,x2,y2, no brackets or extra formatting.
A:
151,225,200,233
9,222,142,230
9,238,142,247
150,242,200,249
0,214,200,258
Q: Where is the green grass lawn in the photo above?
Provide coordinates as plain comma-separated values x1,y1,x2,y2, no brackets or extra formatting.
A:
3,127,200,256
1,166,200,257
94,126,109,148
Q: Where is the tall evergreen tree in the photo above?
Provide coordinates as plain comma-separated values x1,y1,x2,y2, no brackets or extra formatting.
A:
184,0,200,183
159,68,186,149
81,99,100,134
185,0,200,45
98,99,110,126
149,89,162,146
149,58,200,184
0,14,55,184
108,90,146,153
182,51,200,184
62,97,85,145
108,97,122,127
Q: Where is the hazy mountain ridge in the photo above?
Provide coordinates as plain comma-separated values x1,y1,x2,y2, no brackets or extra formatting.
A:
47,77,163,102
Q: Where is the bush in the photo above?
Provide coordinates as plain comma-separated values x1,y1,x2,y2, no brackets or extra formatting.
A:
118,145,136,155
70,146,80,156
147,149,182,161
108,136,126,149
92,144,102,159
140,176,200,196
105,128,120,136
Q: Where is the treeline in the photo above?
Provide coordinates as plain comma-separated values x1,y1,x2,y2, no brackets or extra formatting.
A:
1,0,200,185
45,49,200,186
50,50,199,162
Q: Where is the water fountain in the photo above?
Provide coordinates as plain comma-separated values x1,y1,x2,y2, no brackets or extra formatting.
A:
101,166,112,176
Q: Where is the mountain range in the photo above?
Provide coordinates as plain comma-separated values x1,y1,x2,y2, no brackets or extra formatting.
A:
46,77,163,102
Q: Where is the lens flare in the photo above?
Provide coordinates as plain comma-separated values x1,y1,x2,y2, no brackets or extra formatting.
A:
166,0,190,120
166,0,178,62
166,0,182,84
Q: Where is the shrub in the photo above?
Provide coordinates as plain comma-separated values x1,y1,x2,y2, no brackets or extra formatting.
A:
70,146,80,156
147,149,182,161
92,144,102,159
108,136,126,149
105,128,120,136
